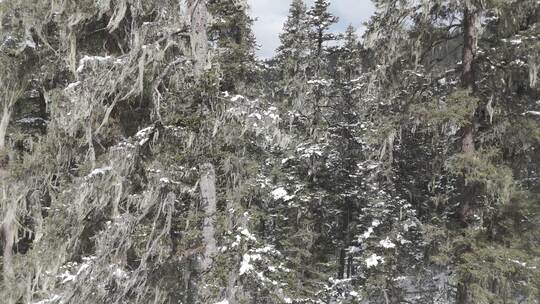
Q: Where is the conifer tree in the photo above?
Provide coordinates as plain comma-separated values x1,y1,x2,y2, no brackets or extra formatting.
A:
275,0,310,110
276,0,310,81
1,0,539,303
363,0,540,302
336,25,363,81
208,0,257,93
307,0,338,58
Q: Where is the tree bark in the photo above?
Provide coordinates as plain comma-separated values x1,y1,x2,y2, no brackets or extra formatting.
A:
1,189,15,281
457,8,479,304
461,7,477,154
0,102,12,150
317,30,323,56
199,163,217,272
338,198,352,279
461,124,475,153
461,8,477,92
0,82,21,151
1,222,15,280
187,0,208,77
337,247,345,279
1,91,16,281
457,283,473,304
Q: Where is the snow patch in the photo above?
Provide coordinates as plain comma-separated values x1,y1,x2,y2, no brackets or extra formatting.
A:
135,126,154,138
112,267,128,279
365,253,384,268
86,166,113,178
16,117,46,124
271,187,295,201
348,246,362,253
510,259,527,267
77,55,112,73
403,221,416,232
281,157,293,165
239,254,253,275
160,177,180,185
254,245,274,254
379,237,396,249
77,261,92,276
297,144,323,158
231,95,245,102
239,228,257,241
58,271,76,284
65,82,81,90
248,113,262,120
239,253,262,275
135,126,154,145
523,110,540,116
307,78,331,86
362,227,374,239
231,235,241,248
396,234,411,244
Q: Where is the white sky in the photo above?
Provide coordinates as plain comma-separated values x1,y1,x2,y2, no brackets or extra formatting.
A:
247,0,376,58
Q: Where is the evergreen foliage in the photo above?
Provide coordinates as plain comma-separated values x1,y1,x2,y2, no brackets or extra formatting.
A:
0,0,539,304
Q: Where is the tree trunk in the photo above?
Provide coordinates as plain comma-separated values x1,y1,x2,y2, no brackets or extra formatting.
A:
337,198,352,279
1,100,15,281
2,223,15,279
225,205,247,303
337,248,345,279
199,163,217,272
1,190,15,281
461,124,475,153
187,0,208,77
317,30,323,56
346,254,353,278
457,8,479,304
462,8,477,92
457,283,473,304
461,7,477,154
0,103,12,150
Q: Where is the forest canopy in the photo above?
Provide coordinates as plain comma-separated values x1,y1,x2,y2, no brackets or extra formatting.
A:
0,0,539,303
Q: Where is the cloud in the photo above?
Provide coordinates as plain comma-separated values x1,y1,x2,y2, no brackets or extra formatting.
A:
248,0,375,58
331,0,375,27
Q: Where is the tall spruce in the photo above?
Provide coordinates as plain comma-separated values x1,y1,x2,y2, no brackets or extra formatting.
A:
307,0,338,58
276,0,310,81
208,0,256,93
275,0,310,110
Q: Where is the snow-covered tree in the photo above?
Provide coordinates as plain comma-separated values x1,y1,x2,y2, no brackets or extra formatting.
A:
307,0,338,58
208,0,257,93
1,1,539,304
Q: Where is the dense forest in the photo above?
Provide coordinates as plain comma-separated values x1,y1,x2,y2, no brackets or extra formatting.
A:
0,0,539,303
